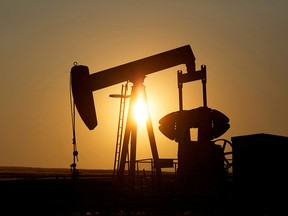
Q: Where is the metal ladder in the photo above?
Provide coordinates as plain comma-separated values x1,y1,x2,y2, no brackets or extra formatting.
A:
113,81,129,177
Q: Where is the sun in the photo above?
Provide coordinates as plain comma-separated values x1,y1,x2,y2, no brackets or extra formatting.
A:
133,97,148,124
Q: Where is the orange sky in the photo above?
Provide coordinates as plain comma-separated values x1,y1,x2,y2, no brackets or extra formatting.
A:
0,1,287,169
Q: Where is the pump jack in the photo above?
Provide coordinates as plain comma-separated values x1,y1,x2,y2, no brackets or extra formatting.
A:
70,45,230,191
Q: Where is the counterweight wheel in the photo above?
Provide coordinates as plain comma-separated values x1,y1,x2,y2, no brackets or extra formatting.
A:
212,138,233,173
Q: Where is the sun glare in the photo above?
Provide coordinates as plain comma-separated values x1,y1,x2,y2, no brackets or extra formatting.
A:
133,98,148,124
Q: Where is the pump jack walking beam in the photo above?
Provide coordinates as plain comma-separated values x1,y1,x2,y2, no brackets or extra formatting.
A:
70,45,202,131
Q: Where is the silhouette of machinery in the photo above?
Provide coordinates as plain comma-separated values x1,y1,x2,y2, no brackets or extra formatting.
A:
70,45,231,192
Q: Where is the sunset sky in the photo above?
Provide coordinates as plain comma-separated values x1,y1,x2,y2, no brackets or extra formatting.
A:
1,1,287,169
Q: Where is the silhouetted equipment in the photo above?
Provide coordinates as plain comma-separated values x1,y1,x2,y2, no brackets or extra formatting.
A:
69,63,80,180
71,45,196,130
158,53,230,194
71,64,97,130
159,107,231,192
70,45,201,186
232,133,288,201
70,44,232,194
159,107,230,141
111,81,129,177
212,138,233,172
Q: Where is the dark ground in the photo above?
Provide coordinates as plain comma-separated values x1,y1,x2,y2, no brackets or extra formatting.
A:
0,167,284,216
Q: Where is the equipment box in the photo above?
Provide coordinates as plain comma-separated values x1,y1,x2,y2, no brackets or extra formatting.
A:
232,133,288,198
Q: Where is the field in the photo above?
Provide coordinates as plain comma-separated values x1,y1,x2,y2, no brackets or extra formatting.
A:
0,166,112,181
0,166,282,215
